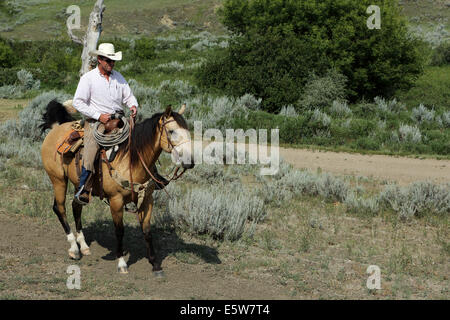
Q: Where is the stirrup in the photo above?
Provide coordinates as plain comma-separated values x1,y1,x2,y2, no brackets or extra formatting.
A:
74,185,90,206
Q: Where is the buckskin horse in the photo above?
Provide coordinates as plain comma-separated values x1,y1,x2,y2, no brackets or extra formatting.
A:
40,101,194,276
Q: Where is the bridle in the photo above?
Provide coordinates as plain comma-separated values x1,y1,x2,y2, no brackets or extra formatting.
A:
130,114,189,202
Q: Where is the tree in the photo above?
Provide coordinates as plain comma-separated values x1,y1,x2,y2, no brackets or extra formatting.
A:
198,0,425,111
67,0,105,76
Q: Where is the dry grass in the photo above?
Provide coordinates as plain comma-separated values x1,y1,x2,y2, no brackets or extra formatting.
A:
0,160,448,299
0,99,29,121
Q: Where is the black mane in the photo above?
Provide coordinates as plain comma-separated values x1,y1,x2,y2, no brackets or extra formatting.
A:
118,111,188,166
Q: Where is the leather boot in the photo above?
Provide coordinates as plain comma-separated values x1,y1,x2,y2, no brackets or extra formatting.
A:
74,166,91,205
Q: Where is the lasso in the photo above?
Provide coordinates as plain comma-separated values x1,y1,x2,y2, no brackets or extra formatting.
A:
92,114,130,147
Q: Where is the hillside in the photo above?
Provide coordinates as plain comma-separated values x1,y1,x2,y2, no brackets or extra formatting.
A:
0,0,225,41
0,0,448,40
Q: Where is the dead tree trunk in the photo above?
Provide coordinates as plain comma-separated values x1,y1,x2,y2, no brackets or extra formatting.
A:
67,0,105,77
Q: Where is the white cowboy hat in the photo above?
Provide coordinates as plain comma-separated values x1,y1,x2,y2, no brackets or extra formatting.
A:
89,43,122,61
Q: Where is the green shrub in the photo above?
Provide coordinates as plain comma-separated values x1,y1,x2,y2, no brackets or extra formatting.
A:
349,119,376,138
134,38,156,60
199,0,425,111
0,37,15,68
430,42,450,66
196,29,330,112
297,70,348,110
356,137,379,150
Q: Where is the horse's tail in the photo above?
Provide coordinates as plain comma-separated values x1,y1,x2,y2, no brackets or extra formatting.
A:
39,99,76,132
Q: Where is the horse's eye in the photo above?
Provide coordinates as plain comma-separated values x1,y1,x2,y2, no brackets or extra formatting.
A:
169,130,174,135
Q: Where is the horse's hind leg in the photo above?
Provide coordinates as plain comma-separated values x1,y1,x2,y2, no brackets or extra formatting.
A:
72,200,91,256
51,177,81,260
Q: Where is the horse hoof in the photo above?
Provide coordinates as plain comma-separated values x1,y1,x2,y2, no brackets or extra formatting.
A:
118,266,128,274
153,270,165,278
81,248,91,256
68,250,81,260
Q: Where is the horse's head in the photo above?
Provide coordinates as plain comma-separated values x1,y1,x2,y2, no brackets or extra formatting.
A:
158,104,194,169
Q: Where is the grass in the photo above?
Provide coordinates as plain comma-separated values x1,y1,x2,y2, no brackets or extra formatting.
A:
0,1,448,299
400,0,450,29
220,196,449,299
0,0,225,41
396,66,450,109
0,142,448,299
0,99,29,121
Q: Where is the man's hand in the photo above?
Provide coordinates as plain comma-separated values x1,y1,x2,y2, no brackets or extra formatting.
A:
130,106,137,118
99,113,111,124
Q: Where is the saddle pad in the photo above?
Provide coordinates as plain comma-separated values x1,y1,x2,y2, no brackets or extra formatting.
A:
57,129,84,155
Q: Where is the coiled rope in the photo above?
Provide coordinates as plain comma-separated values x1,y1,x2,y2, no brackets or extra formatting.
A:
92,115,130,147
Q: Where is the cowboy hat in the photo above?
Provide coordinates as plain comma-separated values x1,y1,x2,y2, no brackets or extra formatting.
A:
89,43,122,61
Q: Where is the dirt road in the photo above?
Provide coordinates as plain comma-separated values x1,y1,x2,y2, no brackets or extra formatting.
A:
0,213,292,300
196,140,450,185
279,147,450,185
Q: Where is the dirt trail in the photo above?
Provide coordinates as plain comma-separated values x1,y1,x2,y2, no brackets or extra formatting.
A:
0,213,292,300
279,147,450,185
196,140,450,185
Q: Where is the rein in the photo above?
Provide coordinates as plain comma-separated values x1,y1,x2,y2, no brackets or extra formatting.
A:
129,114,187,201
128,115,136,204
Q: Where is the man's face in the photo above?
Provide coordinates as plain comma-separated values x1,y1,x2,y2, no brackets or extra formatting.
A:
98,55,115,73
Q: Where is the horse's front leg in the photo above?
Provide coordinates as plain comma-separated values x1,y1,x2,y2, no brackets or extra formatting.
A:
139,190,163,277
109,196,127,274
72,200,91,256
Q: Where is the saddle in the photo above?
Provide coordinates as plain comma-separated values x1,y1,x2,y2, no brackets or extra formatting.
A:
56,117,125,160
56,122,84,155
56,117,127,202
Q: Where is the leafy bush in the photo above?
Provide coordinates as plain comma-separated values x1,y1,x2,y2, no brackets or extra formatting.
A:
397,124,422,144
278,105,298,117
0,90,72,141
196,29,330,112
344,193,380,216
155,61,185,73
159,184,265,240
379,182,450,219
7,40,81,90
0,37,15,68
297,70,348,110
430,42,450,66
411,104,435,124
330,100,352,118
374,97,406,114
199,0,425,111
134,38,156,60
236,93,261,110
16,69,40,90
0,69,40,98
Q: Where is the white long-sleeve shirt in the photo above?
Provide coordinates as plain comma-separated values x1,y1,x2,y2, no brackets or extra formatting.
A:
73,66,138,120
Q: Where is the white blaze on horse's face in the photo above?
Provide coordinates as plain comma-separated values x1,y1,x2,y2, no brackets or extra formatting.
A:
164,119,193,168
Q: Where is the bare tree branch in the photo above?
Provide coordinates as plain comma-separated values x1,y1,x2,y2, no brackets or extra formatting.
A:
66,0,105,76
67,26,83,45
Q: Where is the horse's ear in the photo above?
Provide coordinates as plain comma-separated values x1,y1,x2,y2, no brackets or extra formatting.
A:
178,103,186,115
164,105,172,118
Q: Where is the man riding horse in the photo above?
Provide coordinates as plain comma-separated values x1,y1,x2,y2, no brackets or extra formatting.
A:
73,43,168,205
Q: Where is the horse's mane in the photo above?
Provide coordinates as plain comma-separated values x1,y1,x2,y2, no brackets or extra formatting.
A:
117,111,188,166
